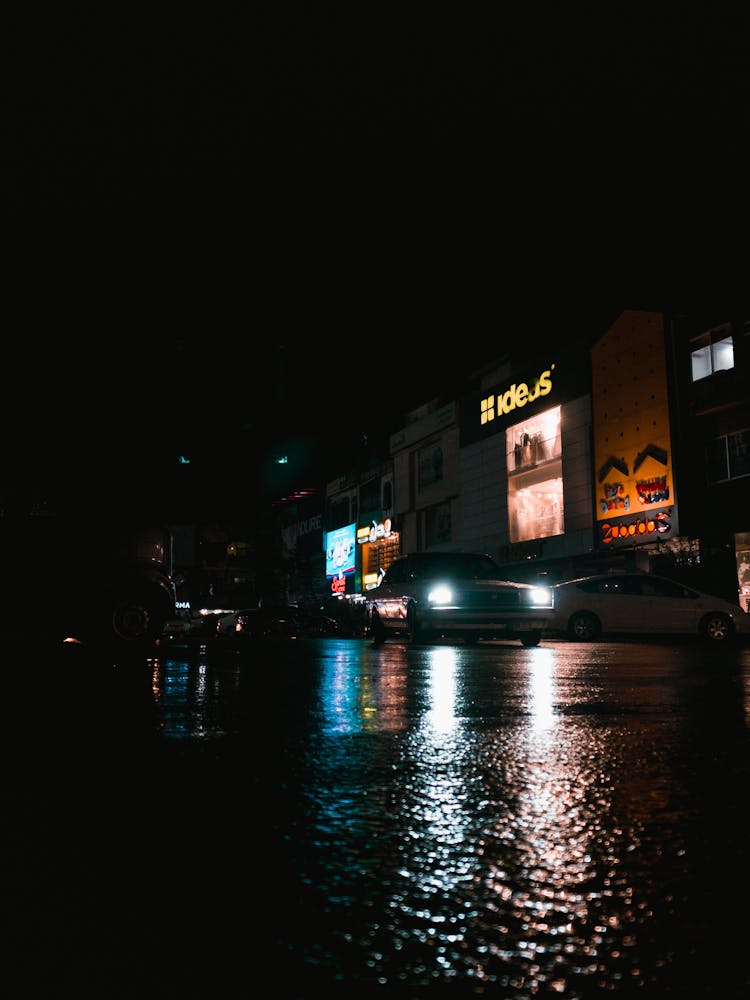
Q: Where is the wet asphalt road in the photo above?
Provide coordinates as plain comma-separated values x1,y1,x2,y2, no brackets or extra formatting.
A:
7,635,750,998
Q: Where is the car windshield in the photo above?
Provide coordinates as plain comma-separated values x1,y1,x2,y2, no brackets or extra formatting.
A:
412,553,502,580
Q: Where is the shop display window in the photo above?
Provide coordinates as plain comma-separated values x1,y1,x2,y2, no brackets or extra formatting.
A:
507,406,561,471
506,406,564,543
361,532,401,590
736,532,750,613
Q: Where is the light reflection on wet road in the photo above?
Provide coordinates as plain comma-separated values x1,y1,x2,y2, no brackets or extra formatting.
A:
8,637,750,997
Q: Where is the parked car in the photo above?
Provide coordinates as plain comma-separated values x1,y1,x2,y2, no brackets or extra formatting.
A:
162,604,347,649
160,609,226,643
365,551,554,647
9,515,176,655
214,606,290,642
549,571,750,643
160,581,263,646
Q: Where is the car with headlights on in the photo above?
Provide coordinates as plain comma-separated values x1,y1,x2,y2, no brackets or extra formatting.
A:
365,551,554,647
549,571,750,644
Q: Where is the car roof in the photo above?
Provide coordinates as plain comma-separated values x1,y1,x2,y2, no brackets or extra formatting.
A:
554,571,695,588
554,570,643,582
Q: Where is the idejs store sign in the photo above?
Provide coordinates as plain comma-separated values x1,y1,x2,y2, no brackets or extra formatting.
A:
460,343,591,448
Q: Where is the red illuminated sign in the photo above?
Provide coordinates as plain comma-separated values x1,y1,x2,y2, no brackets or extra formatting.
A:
600,509,672,545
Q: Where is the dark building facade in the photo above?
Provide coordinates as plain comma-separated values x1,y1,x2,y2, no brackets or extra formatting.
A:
664,311,750,606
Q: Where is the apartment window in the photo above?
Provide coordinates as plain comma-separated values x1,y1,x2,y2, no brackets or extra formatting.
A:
359,477,381,514
706,429,750,483
690,326,734,381
382,479,393,509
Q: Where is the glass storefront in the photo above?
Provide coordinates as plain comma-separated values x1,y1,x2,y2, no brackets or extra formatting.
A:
360,529,401,591
735,531,750,612
506,406,564,544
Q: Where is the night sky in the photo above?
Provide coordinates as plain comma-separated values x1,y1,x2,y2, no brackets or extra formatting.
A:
6,12,747,501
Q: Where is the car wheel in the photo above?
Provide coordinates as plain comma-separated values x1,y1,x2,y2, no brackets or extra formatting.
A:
370,609,387,646
520,631,542,647
74,588,169,655
406,602,432,644
701,611,733,643
109,590,170,651
568,611,601,641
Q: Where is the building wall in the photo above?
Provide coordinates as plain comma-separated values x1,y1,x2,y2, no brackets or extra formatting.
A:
391,401,460,555
459,432,507,554
559,393,595,549
666,310,750,603
393,448,417,555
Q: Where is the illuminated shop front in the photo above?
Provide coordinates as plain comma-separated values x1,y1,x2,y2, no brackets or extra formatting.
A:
357,518,400,591
506,405,563,543
736,532,750,613
460,347,593,572
475,362,570,551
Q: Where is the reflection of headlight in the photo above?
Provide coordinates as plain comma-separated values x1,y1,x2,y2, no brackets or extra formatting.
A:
428,584,453,605
523,587,553,608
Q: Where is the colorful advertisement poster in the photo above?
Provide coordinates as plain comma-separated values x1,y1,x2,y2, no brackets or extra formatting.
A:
325,523,356,577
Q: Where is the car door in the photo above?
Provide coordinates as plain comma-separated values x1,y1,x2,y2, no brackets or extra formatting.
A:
594,575,642,632
634,576,696,635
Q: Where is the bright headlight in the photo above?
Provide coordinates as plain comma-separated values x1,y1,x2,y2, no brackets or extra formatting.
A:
526,586,553,608
427,584,453,605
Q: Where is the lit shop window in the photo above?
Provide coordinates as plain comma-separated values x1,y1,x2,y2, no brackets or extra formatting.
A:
736,532,750,614
690,327,734,381
361,531,400,590
506,406,564,543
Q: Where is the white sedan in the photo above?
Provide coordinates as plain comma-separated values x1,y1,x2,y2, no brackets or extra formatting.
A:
549,572,750,643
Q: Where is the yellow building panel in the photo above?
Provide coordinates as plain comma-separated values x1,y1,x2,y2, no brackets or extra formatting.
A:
590,311,678,546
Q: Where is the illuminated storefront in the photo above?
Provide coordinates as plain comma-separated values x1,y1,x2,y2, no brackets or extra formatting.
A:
460,347,592,570
357,518,400,591
506,405,563,543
